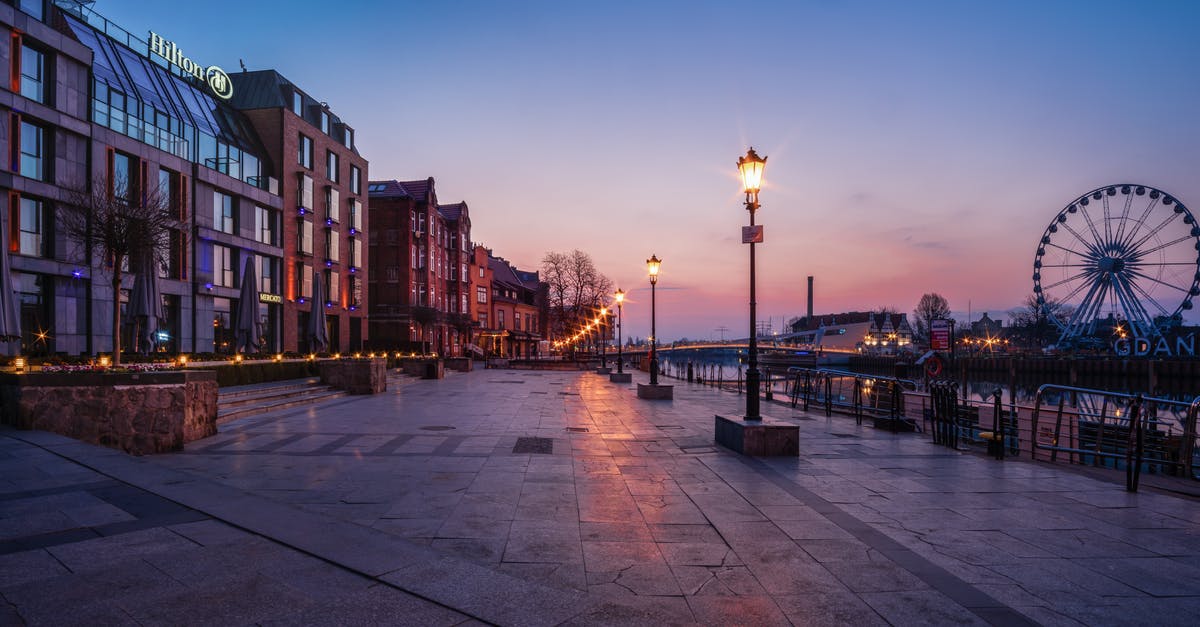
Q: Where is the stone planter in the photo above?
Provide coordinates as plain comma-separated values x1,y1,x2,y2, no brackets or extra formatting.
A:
0,370,218,456
318,358,388,394
400,358,444,379
445,357,473,373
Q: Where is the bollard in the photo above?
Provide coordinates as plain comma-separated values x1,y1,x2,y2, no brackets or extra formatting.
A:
764,367,773,401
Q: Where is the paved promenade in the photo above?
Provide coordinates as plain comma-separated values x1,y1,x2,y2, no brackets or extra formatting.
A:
3,368,1200,625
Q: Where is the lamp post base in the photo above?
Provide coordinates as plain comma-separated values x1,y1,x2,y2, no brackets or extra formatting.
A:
714,414,798,456
637,383,674,400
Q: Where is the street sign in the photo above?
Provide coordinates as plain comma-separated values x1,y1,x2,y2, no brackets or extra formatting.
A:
931,318,951,351
742,225,763,244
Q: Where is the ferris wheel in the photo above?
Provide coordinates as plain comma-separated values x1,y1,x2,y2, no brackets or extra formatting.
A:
1032,184,1200,345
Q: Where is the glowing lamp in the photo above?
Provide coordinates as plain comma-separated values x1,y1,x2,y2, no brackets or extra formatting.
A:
737,147,767,195
647,254,661,285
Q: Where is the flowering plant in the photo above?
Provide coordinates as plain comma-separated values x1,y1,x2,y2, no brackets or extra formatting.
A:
40,362,178,373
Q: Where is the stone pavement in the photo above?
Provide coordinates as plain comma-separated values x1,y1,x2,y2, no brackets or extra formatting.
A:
3,368,1200,625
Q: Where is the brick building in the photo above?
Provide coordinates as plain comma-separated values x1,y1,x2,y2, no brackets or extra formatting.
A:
229,70,368,353
476,252,548,358
367,178,471,355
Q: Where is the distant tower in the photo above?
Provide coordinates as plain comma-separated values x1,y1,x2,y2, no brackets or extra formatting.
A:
807,276,814,322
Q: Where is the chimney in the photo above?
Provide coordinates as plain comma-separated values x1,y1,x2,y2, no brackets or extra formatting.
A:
806,276,814,322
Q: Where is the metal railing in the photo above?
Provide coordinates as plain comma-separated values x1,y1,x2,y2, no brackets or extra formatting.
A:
1030,384,1200,492
785,367,919,430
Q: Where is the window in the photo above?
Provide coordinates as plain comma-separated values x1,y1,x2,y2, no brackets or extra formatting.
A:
292,91,303,116
498,309,505,330
18,120,46,181
349,275,362,307
479,312,488,328
213,245,234,287
326,187,339,223
13,195,48,258
350,238,361,268
417,213,425,233
350,166,361,195
326,270,339,303
259,255,276,293
410,245,416,269
320,110,330,134
343,127,354,150
478,266,484,278
410,210,416,232
326,150,338,182
385,266,399,282
348,198,361,231
449,264,457,282
462,264,468,283
213,192,234,234
296,262,312,299
477,286,487,304
514,312,521,331
17,0,43,20
255,206,277,246
418,245,426,269
19,44,46,103
159,168,185,220
461,294,468,314
326,229,339,262
108,150,135,200
299,174,314,210
298,220,313,255
298,134,313,169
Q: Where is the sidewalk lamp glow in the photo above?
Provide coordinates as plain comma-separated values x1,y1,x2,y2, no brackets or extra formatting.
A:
647,254,661,386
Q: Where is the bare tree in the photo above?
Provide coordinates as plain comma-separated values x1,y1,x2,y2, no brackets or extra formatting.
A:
912,292,951,346
1008,294,1074,348
541,249,613,345
60,175,183,365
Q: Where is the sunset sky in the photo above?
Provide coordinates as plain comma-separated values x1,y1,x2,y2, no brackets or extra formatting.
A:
97,0,1200,341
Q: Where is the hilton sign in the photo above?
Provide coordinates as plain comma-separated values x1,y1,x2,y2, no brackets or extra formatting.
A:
148,32,232,100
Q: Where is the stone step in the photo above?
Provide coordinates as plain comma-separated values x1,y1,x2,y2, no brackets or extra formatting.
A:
219,382,337,409
217,388,347,424
218,377,322,400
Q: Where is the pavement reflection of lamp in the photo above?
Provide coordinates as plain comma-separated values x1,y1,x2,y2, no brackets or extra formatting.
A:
14,357,25,374
99,355,111,368
178,354,189,367
614,289,625,373
647,254,661,385
738,147,766,420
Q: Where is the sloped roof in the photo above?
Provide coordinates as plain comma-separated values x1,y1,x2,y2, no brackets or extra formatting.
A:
367,180,411,199
398,178,434,203
437,202,466,221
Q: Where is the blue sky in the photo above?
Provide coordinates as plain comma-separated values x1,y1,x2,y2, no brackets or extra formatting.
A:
95,0,1200,341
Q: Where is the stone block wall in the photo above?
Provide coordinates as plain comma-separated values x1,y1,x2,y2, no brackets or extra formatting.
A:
445,357,472,372
400,358,444,379
319,358,388,394
0,371,218,455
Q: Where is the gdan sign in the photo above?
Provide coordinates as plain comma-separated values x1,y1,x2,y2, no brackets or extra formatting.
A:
148,32,232,100
1113,333,1196,357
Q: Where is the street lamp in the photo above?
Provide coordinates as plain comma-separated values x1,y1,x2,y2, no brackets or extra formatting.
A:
647,254,661,385
738,147,766,421
614,289,625,373
598,307,608,369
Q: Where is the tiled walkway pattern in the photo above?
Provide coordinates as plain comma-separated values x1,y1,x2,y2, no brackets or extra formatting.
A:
3,369,1200,625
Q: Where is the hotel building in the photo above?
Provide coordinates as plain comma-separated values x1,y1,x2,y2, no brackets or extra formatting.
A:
1,1,364,356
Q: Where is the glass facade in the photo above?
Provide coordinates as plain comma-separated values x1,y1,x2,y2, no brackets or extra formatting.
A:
66,13,269,187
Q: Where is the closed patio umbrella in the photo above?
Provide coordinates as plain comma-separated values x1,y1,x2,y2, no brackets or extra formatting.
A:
0,219,21,343
128,250,162,355
307,267,328,352
234,256,260,353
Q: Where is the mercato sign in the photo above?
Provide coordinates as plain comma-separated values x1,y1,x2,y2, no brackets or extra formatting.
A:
1113,333,1196,357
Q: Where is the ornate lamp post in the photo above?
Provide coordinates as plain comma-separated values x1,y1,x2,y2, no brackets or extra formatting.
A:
598,307,608,369
738,147,766,420
647,254,661,385
614,289,625,373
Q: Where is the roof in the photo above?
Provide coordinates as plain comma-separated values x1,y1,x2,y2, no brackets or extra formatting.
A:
366,180,411,199
437,202,466,221
398,178,434,203
227,70,357,153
